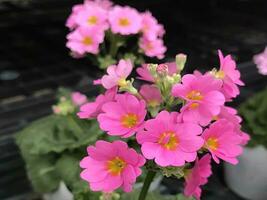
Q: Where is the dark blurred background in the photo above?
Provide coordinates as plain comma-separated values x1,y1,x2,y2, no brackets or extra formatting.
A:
0,0,267,199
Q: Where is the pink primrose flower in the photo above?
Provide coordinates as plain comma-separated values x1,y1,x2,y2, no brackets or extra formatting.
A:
71,92,87,106
66,26,104,55
184,154,212,200
172,74,225,126
202,119,243,165
213,50,244,100
137,111,204,167
80,140,145,193
77,87,117,119
97,94,147,138
75,3,108,30
139,84,162,107
253,47,267,75
139,37,166,59
66,4,85,29
141,11,165,40
108,6,142,35
101,59,133,89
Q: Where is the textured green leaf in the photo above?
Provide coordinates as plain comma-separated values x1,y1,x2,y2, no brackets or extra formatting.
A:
25,154,60,193
16,115,103,155
239,88,267,148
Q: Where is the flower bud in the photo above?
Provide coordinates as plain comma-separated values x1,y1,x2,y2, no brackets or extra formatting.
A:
175,53,187,72
156,64,168,76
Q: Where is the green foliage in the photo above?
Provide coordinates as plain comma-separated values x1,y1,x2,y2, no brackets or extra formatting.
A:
15,114,103,194
239,88,267,148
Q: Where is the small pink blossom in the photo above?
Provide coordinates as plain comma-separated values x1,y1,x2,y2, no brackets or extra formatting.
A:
213,50,244,100
66,27,104,55
77,87,117,119
101,59,133,89
66,4,85,29
109,6,142,35
139,37,166,59
253,47,267,75
98,94,146,138
136,62,177,82
172,74,225,126
75,3,108,30
139,84,162,107
71,92,87,106
85,0,113,10
141,11,164,40
202,119,243,165
184,154,212,200
80,140,145,193
137,111,204,167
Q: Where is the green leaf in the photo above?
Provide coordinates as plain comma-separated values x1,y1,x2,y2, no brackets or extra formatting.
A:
16,115,103,155
25,154,60,193
239,88,267,148
55,154,81,188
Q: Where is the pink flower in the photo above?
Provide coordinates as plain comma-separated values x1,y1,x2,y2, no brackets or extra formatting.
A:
184,155,212,200
101,59,133,89
75,3,108,30
172,74,225,126
136,111,204,167
85,0,113,10
77,87,117,119
139,37,166,59
139,84,162,107
71,92,87,106
215,106,250,146
66,4,85,29
213,50,244,100
66,26,104,55
108,6,142,35
202,119,243,165
253,47,267,75
141,11,165,40
98,94,146,138
136,62,177,82
80,140,145,193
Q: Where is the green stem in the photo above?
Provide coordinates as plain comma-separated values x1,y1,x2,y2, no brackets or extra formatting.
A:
67,115,84,138
138,170,157,200
109,33,119,58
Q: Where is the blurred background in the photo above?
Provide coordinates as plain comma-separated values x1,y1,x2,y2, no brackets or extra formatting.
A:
0,0,267,199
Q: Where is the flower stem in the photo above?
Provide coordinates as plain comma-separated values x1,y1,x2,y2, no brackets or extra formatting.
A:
109,33,119,58
138,170,157,200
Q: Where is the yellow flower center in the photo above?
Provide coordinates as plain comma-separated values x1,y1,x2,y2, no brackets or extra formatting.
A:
158,131,179,150
117,78,128,87
189,102,199,109
88,16,98,25
121,113,138,128
119,18,130,26
107,157,126,176
186,90,203,101
212,115,219,121
215,70,225,79
206,137,219,151
146,42,153,50
82,37,93,46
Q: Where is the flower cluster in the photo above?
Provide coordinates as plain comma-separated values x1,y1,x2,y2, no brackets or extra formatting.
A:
79,50,249,199
53,91,87,115
66,0,166,66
